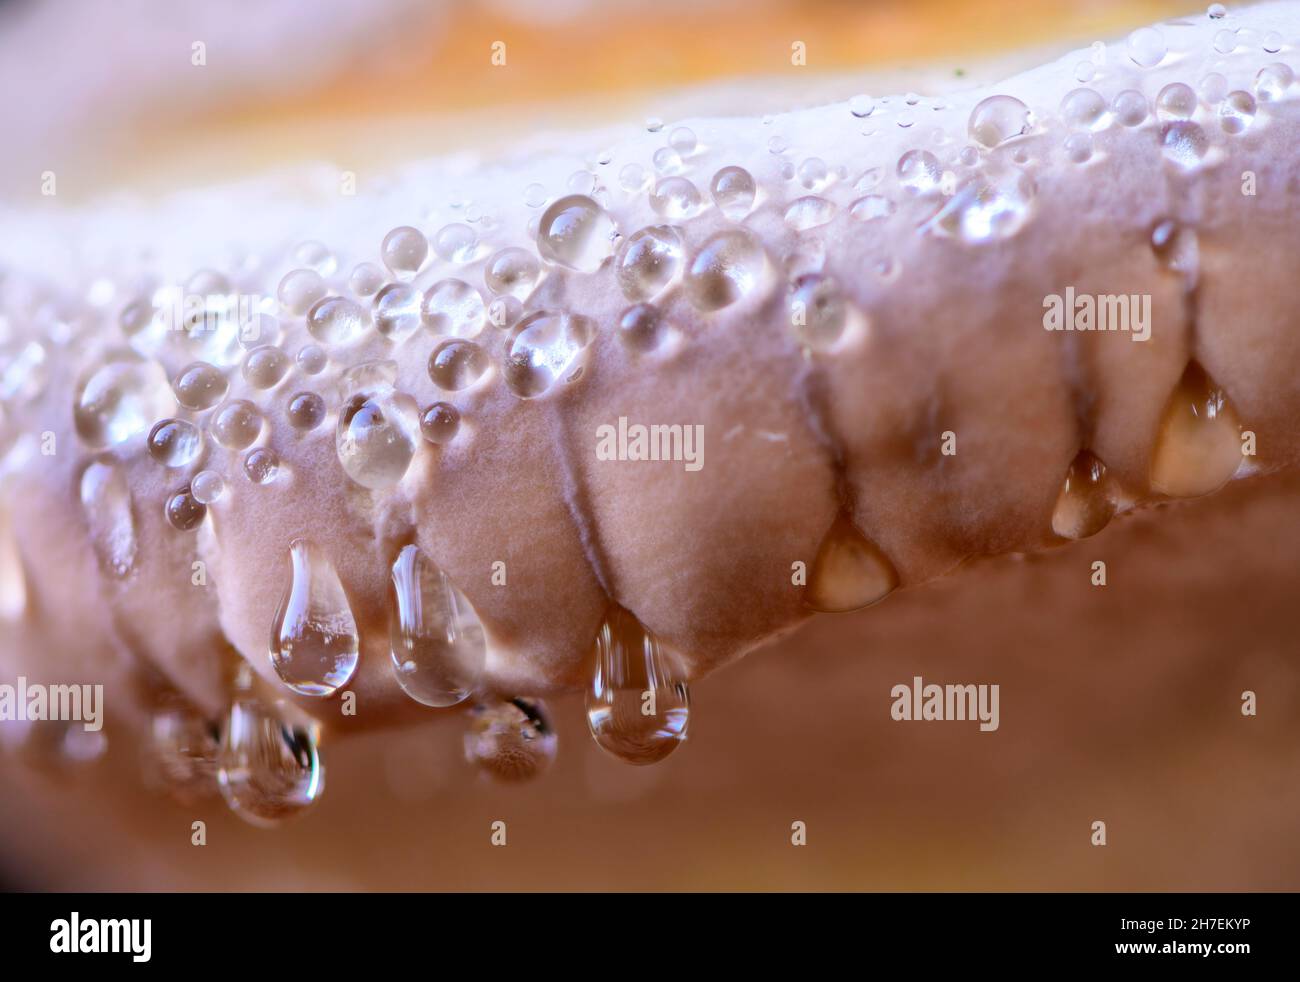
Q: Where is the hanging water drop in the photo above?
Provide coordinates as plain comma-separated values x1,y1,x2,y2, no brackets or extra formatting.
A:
1051,450,1115,539
79,459,137,578
269,539,360,696
805,512,898,612
1150,362,1243,498
463,697,558,783
218,672,325,826
388,544,486,708
586,604,690,765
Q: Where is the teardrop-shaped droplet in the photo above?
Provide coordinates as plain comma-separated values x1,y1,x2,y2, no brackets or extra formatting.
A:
1150,362,1242,498
79,459,137,578
217,678,324,826
586,605,689,765
463,697,557,783
805,512,898,612
1051,450,1115,540
388,544,486,708
334,389,421,489
269,539,360,696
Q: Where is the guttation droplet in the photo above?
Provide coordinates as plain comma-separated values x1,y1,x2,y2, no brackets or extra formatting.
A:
1051,450,1115,540
217,672,324,826
428,339,489,391
74,352,172,448
389,544,486,708
165,484,207,531
1150,361,1243,498
683,229,766,311
335,389,421,489
968,94,1031,148
80,459,137,579
269,539,360,697
503,312,596,399
537,194,618,273
788,274,849,351
586,604,690,765
147,418,204,467
147,697,219,804
805,512,898,613
710,166,756,220
615,225,683,302
463,697,558,783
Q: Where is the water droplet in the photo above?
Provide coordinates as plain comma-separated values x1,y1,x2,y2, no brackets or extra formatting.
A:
1219,90,1256,134
0,503,26,620
1159,121,1209,169
420,279,486,338
483,247,540,300
767,134,788,154
218,679,324,825
464,697,557,782
797,157,830,191
586,604,689,765
362,284,417,342
1064,132,1094,163
1255,63,1295,101
388,544,485,707
850,195,895,222
524,183,548,207
1156,82,1198,120
617,303,669,353
277,269,326,316
243,447,280,485
241,345,289,389
269,539,360,696
191,470,225,504
783,195,836,231
1113,89,1149,126
379,226,428,280
709,166,756,220
147,418,204,467
897,149,942,194
683,229,766,311
1128,26,1167,67
335,389,420,488
924,169,1037,241
297,344,327,375
349,262,386,298
165,483,206,531
618,163,647,192
433,223,478,263
1263,31,1284,54
1213,28,1237,54
287,391,325,431
1051,450,1115,539
787,274,848,350
502,311,596,398
1150,362,1242,498
645,117,664,133
615,224,683,301
79,459,136,578
652,146,682,174
849,94,875,118
308,295,369,345
649,176,702,219
805,512,898,612
537,195,617,273
968,95,1031,147
668,126,697,156
74,353,172,447
1074,61,1097,83
567,169,596,195
171,360,227,413
1061,87,1111,129
428,339,489,390
420,402,460,444
1207,3,1226,18
210,399,263,450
